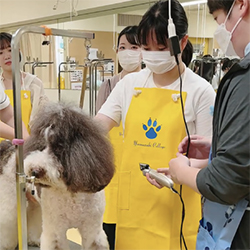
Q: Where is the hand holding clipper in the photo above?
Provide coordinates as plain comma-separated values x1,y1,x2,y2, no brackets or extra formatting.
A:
140,163,173,189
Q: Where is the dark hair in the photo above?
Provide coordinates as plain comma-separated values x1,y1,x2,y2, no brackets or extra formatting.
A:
222,57,240,71
0,32,22,62
0,32,12,50
207,0,234,14
199,55,216,82
182,40,193,67
117,25,140,48
137,0,188,47
221,57,230,71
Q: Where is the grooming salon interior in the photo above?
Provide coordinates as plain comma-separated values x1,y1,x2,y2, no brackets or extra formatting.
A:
0,0,247,250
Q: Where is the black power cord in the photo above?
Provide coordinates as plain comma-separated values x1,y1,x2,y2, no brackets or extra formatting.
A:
167,2,191,249
168,20,190,250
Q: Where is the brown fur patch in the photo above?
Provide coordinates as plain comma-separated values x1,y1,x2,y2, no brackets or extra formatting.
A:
24,102,115,193
0,140,15,175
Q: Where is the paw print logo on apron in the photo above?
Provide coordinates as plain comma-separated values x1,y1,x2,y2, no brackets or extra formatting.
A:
142,118,162,139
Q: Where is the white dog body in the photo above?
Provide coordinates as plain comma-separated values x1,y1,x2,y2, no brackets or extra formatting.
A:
24,149,108,250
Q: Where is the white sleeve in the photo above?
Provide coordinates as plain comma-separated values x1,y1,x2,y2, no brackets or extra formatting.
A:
194,85,216,137
0,84,10,110
28,76,45,126
98,79,124,125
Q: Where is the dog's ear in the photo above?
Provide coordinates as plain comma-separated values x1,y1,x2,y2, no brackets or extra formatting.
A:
0,140,15,175
43,103,115,193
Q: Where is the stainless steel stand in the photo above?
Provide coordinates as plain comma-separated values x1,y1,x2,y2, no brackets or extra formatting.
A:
11,25,94,250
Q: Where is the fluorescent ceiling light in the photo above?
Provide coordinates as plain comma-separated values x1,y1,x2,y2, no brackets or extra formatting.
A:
181,0,207,7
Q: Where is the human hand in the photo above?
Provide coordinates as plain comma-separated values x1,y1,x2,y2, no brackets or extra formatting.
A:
146,168,170,189
178,135,211,159
168,153,190,184
146,172,164,189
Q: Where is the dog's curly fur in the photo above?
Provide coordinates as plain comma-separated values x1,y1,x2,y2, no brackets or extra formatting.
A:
0,140,18,250
0,102,115,250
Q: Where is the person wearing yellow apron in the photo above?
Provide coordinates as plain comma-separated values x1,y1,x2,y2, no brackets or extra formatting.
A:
0,83,29,140
95,1,216,249
96,26,142,249
0,32,45,137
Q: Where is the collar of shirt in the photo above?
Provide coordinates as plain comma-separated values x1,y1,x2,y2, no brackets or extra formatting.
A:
244,42,250,56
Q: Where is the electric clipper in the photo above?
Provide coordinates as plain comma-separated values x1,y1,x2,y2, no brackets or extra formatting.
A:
140,163,173,189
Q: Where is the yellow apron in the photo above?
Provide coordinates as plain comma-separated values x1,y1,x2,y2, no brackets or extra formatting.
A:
115,87,201,250
103,123,123,223
5,89,31,132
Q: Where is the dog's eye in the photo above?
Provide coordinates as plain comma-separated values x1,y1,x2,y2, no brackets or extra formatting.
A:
50,124,55,129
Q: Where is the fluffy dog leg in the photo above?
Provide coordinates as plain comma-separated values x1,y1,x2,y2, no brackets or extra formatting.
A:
27,194,42,246
40,229,70,250
0,223,18,250
40,196,70,250
79,227,109,250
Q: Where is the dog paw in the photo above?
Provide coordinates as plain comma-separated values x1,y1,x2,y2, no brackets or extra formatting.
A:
28,241,40,247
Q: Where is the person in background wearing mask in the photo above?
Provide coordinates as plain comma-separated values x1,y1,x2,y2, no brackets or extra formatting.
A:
96,25,141,250
157,0,250,249
96,26,141,111
0,83,29,140
95,0,215,249
0,32,45,133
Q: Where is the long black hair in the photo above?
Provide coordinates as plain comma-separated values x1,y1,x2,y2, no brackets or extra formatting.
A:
137,0,188,47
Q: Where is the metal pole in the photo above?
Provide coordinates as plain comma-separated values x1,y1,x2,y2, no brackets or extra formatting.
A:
58,62,62,101
23,61,34,72
11,25,94,250
11,29,28,250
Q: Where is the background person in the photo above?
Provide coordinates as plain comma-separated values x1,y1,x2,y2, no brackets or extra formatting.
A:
0,83,29,140
95,0,216,249
0,32,45,132
96,26,141,112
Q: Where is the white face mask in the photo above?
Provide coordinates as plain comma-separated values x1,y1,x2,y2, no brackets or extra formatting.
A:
142,50,176,74
117,50,141,72
214,1,242,56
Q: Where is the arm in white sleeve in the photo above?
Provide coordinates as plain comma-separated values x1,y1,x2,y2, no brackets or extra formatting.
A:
194,85,216,137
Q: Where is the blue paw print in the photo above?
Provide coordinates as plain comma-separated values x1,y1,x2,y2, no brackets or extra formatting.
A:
143,118,161,139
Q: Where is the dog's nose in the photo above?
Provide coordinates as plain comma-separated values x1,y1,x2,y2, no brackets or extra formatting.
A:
31,168,46,179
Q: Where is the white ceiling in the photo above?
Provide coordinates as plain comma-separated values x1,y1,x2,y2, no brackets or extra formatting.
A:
0,0,208,31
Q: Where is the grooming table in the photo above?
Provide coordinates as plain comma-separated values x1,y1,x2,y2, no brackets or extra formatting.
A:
19,240,82,250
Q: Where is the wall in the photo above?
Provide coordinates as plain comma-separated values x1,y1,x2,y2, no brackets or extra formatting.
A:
185,6,217,38
0,0,153,30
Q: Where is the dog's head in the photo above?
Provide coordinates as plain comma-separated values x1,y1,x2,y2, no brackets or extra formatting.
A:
24,102,115,193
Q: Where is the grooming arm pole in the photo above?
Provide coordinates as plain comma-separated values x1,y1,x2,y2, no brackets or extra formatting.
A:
11,25,94,250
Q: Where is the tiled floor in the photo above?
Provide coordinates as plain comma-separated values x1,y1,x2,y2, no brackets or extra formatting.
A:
19,241,81,250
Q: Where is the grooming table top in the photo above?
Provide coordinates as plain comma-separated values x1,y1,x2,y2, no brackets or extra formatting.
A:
19,241,81,250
